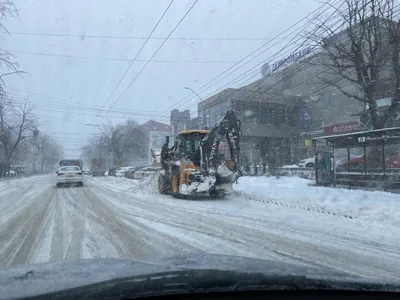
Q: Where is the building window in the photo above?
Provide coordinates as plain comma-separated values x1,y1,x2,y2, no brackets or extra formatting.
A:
260,103,272,124
275,104,286,125
243,102,260,123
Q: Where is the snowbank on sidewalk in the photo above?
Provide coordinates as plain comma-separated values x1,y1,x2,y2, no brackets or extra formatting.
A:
234,176,400,227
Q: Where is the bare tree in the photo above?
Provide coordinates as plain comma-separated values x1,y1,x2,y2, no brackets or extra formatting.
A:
37,134,62,172
308,0,400,129
0,1,18,72
82,120,148,168
0,95,35,176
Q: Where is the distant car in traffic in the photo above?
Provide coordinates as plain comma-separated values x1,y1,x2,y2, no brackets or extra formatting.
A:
56,166,84,187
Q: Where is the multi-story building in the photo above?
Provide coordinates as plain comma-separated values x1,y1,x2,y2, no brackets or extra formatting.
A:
141,120,171,166
197,17,400,165
253,48,365,157
198,87,302,165
170,109,191,133
170,109,199,143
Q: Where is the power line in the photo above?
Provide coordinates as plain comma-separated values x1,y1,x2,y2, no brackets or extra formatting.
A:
11,102,173,121
177,2,341,114
7,92,169,116
100,0,199,120
5,88,171,115
153,0,336,122
2,31,296,41
9,50,262,64
192,2,397,123
91,0,175,124
179,0,347,115
214,1,400,111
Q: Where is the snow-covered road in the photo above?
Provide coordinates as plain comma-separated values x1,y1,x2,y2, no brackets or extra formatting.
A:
1,175,400,281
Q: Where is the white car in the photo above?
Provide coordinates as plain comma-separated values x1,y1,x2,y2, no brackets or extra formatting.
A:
298,157,316,168
56,166,84,187
298,156,335,169
115,167,135,177
133,166,160,179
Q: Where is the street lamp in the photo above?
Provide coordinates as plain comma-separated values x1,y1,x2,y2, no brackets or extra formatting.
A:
86,116,113,128
85,118,114,170
184,86,203,102
184,86,209,129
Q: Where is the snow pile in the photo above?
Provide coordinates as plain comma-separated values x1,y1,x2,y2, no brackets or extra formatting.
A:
234,176,400,227
129,175,159,194
90,175,157,194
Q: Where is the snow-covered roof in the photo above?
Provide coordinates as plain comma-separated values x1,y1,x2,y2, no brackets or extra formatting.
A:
141,120,171,132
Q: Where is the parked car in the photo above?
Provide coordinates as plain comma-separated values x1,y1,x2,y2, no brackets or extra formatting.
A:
298,157,316,168
115,166,135,177
124,166,145,179
298,156,335,169
133,166,160,180
108,166,120,176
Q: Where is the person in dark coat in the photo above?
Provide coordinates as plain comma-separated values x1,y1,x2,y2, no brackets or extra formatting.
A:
161,143,170,170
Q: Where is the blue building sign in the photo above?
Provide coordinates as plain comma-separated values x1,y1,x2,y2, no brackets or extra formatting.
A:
272,47,312,73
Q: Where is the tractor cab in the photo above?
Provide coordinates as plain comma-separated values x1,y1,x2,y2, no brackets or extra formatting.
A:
174,130,209,167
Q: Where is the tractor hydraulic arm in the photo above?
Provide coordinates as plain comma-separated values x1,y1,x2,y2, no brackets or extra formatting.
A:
200,110,241,173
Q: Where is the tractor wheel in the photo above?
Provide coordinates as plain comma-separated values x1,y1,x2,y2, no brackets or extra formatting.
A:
170,169,181,198
158,174,169,195
209,189,225,199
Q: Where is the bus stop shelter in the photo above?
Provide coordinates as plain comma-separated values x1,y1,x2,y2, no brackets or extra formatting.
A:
312,127,400,190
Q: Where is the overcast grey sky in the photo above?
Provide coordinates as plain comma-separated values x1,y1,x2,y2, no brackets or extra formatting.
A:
2,0,321,156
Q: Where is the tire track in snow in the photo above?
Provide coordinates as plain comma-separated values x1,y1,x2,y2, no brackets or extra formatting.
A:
86,181,216,253
84,182,204,259
118,199,328,268
122,198,400,280
49,187,66,261
0,177,47,224
0,183,56,266
82,186,151,259
63,187,86,260
88,180,400,280
166,201,400,257
89,181,319,266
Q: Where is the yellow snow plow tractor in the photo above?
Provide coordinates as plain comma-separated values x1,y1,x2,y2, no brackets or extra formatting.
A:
158,110,241,198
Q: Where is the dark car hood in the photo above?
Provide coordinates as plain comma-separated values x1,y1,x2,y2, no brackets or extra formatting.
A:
0,253,391,299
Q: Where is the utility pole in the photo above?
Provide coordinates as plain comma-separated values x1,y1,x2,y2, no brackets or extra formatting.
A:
32,128,39,172
86,121,113,170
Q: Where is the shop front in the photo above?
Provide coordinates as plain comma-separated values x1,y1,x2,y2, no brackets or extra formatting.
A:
300,121,361,158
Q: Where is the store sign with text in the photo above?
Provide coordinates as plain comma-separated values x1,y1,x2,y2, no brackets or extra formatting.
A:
301,121,361,138
271,47,312,73
324,122,360,135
